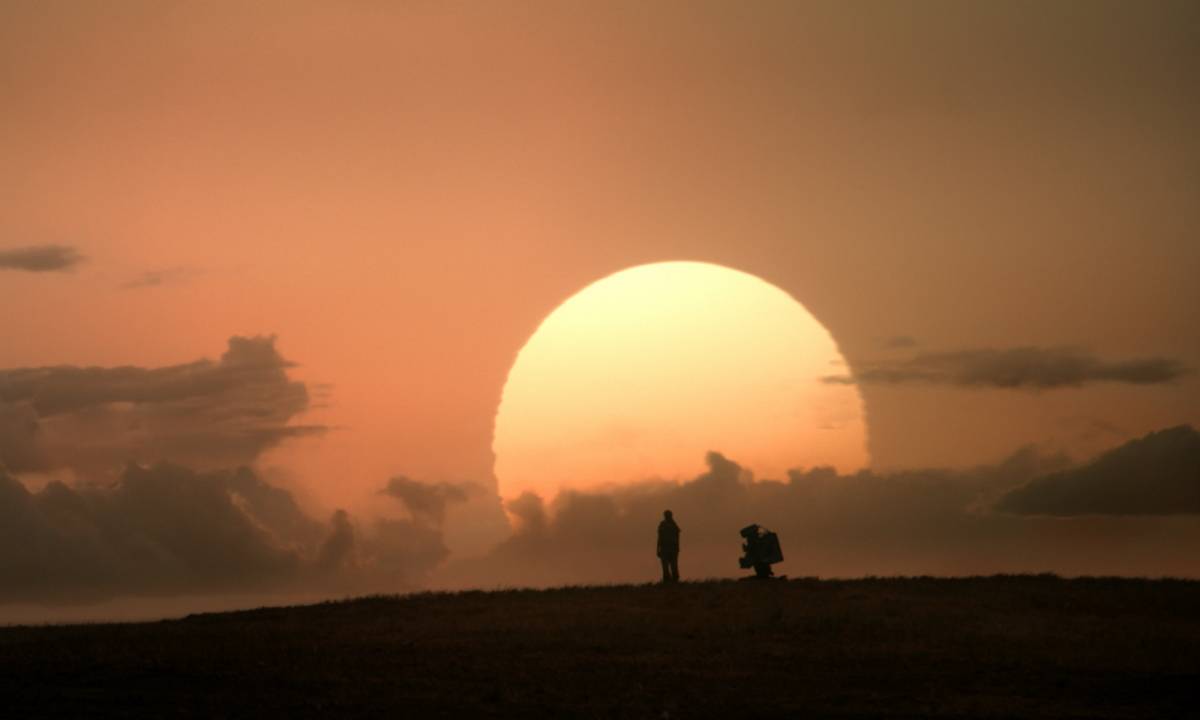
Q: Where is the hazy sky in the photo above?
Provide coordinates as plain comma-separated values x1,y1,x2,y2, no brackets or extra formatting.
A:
2,1,1198,616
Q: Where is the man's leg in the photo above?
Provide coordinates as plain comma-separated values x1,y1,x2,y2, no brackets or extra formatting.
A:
661,557,672,583
670,555,679,582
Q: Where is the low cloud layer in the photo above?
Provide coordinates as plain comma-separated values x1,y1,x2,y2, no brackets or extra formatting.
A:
440,450,1060,587
4,402,1199,608
0,462,472,603
0,337,477,607
0,463,310,602
438,429,1200,589
999,425,1200,515
0,244,84,273
0,336,324,476
823,347,1188,389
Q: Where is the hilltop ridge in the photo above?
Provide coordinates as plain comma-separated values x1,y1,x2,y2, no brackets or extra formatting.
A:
3,576,1198,718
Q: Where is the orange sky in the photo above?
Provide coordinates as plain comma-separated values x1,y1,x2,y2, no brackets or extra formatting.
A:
3,0,1198,532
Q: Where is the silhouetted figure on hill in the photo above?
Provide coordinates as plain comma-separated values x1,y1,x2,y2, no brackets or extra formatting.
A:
739,524,783,579
657,510,680,583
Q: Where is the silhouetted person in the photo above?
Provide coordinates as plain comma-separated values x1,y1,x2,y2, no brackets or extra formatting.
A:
657,510,680,583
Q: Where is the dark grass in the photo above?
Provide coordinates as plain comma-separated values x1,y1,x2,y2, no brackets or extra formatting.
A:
3,575,1200,718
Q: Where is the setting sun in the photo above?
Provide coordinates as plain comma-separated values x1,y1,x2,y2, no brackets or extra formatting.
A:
493,261,869,500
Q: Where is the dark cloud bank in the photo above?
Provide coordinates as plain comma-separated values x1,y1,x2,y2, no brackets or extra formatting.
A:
0,462,467,603
0,338,470,605
1,463,314,603
1000,425,1200,516
824,347,1188,389
2,338,1198,608
438,427,1200,589
0,244,84,273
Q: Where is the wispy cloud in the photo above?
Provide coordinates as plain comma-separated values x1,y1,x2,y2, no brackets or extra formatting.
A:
882,335,918,349
0,244,84,273
120,266,202,290
823,347,1188,390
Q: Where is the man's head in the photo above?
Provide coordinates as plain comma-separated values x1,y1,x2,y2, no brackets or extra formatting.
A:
663,510,673,520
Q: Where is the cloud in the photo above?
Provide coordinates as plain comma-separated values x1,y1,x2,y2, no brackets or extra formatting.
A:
120,267,202,290
0,461,468,603
6,429,1200,605
998,425,1200,516
822,347,1188,389
437,436,1200,589
317,509,357,572
883,335,918,349
504,492,549,536
0,402,45,474
0,463,304,602
381,476,472,527
0,244,85,273
0,336,325,475
367,518,453,584
0,337,468,605
370,476,482,584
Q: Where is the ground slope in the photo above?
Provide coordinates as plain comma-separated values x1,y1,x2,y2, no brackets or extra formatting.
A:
3,576,1199,718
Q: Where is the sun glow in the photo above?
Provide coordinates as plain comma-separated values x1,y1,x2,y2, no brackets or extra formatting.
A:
493,262,868,500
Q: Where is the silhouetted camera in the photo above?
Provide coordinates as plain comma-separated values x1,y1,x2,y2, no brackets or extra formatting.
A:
739,524,783,578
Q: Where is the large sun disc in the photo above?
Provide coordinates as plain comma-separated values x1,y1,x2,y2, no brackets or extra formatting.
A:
493,261,868,500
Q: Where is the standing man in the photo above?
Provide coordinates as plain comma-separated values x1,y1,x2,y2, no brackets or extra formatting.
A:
657,510,681,583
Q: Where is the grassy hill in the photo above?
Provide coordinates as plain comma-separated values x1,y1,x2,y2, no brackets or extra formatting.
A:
3,576,1199,718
